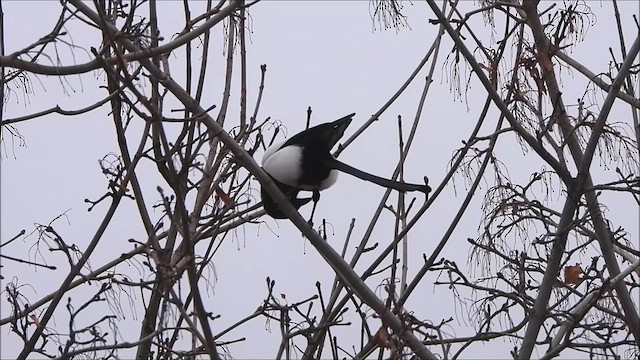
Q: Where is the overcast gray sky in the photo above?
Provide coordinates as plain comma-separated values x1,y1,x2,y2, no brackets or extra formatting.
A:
2,1,639,359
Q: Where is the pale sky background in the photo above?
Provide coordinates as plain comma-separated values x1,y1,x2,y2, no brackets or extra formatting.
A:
1,1,639,359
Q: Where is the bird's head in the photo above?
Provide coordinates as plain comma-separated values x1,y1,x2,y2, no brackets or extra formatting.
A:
262,113,355,166
310,113,354,151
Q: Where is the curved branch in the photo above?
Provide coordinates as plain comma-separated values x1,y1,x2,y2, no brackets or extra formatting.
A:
1,82,126,125
0,1,240,76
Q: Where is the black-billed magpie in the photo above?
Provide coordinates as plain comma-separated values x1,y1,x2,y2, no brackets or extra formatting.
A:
261,113,431,221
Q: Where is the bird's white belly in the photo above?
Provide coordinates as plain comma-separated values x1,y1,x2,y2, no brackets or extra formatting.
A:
262,145,303,187
261,139,286,166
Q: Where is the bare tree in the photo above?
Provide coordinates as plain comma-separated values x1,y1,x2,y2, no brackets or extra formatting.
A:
1,0,638,359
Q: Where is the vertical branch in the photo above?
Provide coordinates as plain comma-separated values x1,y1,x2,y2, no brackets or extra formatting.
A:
242,63,267,147
238,0,247,131
180,0,198,184
134,1,168,359
189,0,227,234
389,114,408,311
216,13,236,126
396,116,409,293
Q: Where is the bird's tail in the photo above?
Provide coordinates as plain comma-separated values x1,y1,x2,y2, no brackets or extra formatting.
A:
327,158,431,194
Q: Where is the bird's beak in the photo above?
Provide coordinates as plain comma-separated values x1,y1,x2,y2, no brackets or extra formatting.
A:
332,114,353,137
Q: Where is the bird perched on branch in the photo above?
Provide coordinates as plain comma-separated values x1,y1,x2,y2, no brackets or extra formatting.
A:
261,113,431,223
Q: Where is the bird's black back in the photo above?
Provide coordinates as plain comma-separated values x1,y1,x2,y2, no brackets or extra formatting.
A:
280,113,354,187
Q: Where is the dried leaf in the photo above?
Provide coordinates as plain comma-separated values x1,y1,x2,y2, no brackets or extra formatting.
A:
564,264,583,285
215,185,234,207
